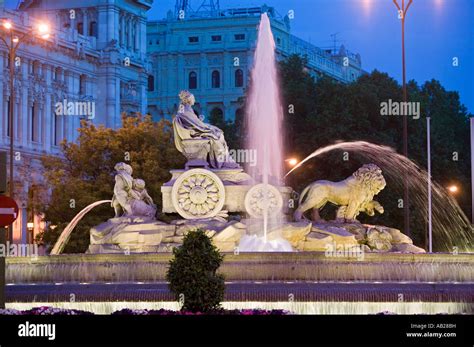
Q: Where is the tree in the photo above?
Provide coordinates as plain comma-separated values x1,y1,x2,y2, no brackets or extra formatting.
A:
166,229,225,312
35,115,185,253
278,54,472,248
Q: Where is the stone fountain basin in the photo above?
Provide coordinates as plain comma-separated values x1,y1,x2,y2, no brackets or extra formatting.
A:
6,252,474,284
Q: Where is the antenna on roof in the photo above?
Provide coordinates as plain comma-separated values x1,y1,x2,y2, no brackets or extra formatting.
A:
330,32,340,54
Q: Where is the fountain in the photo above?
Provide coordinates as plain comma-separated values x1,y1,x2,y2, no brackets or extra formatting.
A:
238,12,291,251
4,13,474,316
286,141,473,252
49,14,429,256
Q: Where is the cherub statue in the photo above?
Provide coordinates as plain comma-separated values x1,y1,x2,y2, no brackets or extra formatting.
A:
111,163,156,219
130,178,157,218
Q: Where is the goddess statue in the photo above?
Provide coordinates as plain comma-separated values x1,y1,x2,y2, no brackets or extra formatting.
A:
173,90,239,169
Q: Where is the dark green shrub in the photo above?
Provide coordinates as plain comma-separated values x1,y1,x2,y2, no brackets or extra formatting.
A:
166,229,225,312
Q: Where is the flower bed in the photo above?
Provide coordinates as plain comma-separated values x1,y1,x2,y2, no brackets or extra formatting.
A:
0,307,288,316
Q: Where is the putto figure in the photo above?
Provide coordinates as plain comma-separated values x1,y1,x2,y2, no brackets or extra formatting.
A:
130,178,157,218
173,90,239,169
294,164,386,222
111,162,156,219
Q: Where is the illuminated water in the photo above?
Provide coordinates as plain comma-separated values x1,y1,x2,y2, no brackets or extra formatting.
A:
50,200,111,255
243,13,287,249
286,141,473,252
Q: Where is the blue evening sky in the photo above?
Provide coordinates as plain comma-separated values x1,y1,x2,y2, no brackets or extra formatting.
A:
5,0,473,113
148,0,474,114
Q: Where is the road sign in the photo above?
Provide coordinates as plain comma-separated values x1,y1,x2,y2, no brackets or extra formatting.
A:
0,195,18,227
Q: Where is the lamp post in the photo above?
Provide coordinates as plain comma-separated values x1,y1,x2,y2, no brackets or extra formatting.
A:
471,116,474,223
0,19,50,309
392,0,413,236
0,19,50,241
427,117,432,253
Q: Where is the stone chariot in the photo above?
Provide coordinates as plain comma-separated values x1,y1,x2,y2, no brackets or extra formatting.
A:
161,137,291,220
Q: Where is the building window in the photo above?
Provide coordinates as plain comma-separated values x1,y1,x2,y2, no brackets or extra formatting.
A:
149,40,152,45
211,35,222,42
188,36,199,43
119,18,123,45
277,37,281,45
32,61,40,75
31,104,38,142
189,71,197,89
234,34,245,41
54,67,62,81
132,23,137,50
211,70,220,88
125,20,129,47
235,69,243,87
54,114,61,146
156,39,160,44
77,22,83,35
209,107,224,128
79,75,86,95
89,21,98,38
148,75,155,92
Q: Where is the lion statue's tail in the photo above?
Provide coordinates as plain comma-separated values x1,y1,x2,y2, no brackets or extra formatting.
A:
298,184,312,206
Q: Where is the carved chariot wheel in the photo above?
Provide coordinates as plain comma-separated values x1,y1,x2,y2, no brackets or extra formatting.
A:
244,183,283,219
171,169,226,219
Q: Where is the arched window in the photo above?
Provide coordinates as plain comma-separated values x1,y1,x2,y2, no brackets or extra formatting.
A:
235,69,243,87
89,21,98,38
211,70,220,88
209,107,225,128
148,75,155,92
189,71,197,89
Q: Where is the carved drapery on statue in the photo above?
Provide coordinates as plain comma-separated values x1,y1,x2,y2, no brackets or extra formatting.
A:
173,90,239,169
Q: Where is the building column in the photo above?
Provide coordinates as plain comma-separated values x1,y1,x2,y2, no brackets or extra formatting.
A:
139,17,147,57
43,64,52,151
200,53,207,90
177,54,184,90
83,9,89,36
0,52,4,139
223,51,230,89
119,13,124,46
128,16,133,50
134,19,140,52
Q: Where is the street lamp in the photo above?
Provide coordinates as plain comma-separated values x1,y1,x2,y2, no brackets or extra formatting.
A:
0,20,50,199
286,158,298,167
448,185,458,194
392,0,413,236
0,19,50,242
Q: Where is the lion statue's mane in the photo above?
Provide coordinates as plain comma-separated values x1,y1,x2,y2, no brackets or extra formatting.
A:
294,164,386,222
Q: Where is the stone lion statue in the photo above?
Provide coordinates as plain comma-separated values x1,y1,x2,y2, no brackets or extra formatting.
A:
294,164,386,222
